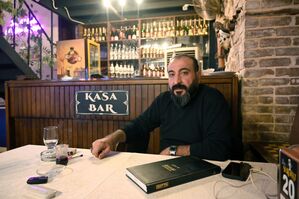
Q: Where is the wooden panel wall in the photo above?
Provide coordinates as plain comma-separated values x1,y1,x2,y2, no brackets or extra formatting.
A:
5,75,239,154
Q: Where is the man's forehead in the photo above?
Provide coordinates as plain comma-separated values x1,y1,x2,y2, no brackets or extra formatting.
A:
168,57,193,70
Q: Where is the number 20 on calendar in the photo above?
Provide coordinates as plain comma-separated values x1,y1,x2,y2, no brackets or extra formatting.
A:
279,148,298,199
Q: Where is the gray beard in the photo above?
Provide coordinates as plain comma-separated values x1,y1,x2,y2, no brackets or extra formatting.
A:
170,82,199,108
171,91,191,107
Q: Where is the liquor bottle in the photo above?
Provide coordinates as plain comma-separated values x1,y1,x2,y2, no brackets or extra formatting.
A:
188,19,193,36
167,20,171,37
158,21,162,38
193,19,198,36
94,28,99,42
110,43,114,60
132,25,137,39
121,44,125,60
146,46,150,59
149,23,154,38
91,28,95,41
142,64,148,77
115,62,119,78
141,23,146,38
161,65,165,77
97,27,102,41
87,28,91,40
110,27,115,41
136,25,140,38
151,21,155,38
183,20,189,36
176,20,180,36
180,20,184,36
83,28,87,39
109,62,115,78
162,21,167,37
128,26,133,40
119,63,123,78
115,28,119,41
102,27,106,41
203,20,208,35
170,20,175,37
119,26,124,40
130,64,134,78
198,19,203,35
134,47,138,59
146,23,150,38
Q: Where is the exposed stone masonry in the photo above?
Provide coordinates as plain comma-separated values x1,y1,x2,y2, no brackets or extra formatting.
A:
226,0,299,143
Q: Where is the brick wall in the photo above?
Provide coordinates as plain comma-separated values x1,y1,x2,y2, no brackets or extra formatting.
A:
226,0,299,143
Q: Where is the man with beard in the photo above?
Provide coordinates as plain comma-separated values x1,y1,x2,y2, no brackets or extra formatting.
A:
91,54,233,161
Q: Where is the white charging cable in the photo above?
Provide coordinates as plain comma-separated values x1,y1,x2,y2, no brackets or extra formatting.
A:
213,167,277,199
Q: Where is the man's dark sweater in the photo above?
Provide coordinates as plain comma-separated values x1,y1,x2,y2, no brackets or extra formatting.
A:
123,84,232,161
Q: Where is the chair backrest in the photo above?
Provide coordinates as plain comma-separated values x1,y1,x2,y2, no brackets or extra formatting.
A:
289,105,299,145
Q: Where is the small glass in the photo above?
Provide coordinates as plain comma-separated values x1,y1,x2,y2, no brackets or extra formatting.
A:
55,144,69,165
41,126,59,161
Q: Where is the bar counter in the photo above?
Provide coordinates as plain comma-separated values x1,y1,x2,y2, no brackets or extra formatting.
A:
5,74,239,154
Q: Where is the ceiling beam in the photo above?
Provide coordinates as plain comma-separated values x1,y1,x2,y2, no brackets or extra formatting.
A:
66,0,191,17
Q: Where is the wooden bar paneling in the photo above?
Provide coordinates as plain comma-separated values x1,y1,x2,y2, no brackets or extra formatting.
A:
5,75,239,154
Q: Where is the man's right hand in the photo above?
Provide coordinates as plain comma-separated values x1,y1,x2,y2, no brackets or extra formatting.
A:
91,137,113,159
91,130,126,159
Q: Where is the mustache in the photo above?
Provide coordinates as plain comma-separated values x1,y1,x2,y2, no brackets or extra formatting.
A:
171,83,187,91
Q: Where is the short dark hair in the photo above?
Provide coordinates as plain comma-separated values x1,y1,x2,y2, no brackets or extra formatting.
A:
170,54,199,72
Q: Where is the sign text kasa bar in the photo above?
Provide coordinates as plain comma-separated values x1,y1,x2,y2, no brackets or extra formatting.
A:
75,90,129,115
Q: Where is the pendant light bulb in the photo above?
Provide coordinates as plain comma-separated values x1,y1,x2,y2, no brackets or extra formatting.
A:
103,0,111,8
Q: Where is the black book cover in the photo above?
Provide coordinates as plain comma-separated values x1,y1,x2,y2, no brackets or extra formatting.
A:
125,156,221,193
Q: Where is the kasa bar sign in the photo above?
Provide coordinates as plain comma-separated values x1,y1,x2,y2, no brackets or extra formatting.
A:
75,90,129,115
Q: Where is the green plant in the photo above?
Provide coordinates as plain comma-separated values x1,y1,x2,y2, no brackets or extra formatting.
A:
0,0,26,26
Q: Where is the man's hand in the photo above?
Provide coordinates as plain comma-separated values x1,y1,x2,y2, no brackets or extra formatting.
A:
91,137,113,159
160,145,190,156
160,147,170,155
91,130,126,159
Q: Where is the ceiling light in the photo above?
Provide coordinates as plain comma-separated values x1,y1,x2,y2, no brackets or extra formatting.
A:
103,0,111,8
118,0,126,7
135,0,143,5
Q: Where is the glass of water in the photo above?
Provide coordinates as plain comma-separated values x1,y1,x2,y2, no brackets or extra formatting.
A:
41,126,59,161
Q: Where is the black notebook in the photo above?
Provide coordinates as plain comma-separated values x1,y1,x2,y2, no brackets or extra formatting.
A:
125,156,221,193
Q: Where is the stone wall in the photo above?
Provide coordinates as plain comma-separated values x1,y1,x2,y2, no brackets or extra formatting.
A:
226,0,299,143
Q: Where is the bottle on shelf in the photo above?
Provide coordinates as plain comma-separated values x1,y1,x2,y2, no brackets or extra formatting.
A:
102,27,107,41
141,23,146,38
188,19,193,36
98,27,102,42
132,25,137,39
175,20,180,37
82,14,209,78
83,28,87,39
94,28,99,42
109,62,115,78
203,20,208,35
198,19,204,35
90,28,95,41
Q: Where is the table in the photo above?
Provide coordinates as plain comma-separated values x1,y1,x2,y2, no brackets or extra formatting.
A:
0,145,278,199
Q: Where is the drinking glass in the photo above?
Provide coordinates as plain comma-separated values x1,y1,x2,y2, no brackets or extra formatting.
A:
43,126,59,150
55,144,69,165
41,126,59,161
